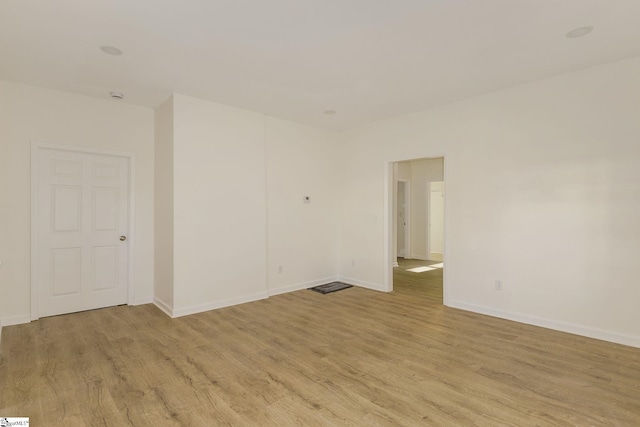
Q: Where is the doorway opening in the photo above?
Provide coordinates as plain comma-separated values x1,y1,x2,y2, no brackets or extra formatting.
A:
386,156,445,303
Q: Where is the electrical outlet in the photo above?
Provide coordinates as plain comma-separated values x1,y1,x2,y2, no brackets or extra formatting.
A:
278,265,283,274
495,280,503,291
351,259,356,267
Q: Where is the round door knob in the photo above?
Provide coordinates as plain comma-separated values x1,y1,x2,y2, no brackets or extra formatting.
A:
120,236,127,241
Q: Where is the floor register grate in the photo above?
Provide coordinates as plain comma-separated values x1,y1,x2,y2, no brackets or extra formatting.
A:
309,282,353,294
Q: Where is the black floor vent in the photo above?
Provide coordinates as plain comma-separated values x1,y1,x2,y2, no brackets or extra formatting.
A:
309,282,353,294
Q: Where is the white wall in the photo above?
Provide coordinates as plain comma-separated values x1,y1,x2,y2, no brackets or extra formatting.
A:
397,162,411,181
265,117,340,294
339,57,640,347
0,81,155,326
170,94,268,316
337,137,388,291
152,95,342,317
154,96,174,311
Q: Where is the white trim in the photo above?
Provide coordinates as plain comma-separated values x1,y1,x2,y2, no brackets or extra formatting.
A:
425,181,431,260
30,144,39,320
171,292,270,318
442,156,449,306
391,163,398,262
30,141,136,320
404,180,411,259
31,141,137,158
153,297,174,317
383,163,394,292
268,276,339,296
397,179,411,260
262,116,270,300
0,314,32,327
127,153,137,306
338,276,388,292
447,300,640,349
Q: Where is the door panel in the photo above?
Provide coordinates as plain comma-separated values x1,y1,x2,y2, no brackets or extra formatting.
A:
36,148,129,317
51,247,82,296
93,188,119,231
52,185,82,231
91,245,119,291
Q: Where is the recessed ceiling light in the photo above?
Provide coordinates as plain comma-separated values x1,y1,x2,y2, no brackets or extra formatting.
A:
565,26,594,39
100,45,123,56
110,91,124,100
324,110,336,115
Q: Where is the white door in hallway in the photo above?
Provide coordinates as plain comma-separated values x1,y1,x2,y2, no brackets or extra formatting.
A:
34,146,130,318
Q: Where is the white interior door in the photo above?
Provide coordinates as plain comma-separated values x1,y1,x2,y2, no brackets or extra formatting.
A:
35,147,130,318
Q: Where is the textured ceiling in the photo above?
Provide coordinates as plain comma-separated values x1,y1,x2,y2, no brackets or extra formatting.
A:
2,0,640,130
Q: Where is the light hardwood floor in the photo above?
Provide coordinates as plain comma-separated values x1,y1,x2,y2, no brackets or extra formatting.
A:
1,261,639,426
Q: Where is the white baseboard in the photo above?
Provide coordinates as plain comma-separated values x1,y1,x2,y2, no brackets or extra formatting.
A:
268,276,338,296
153,297,174,317
447,300,640,349
338,276,388,292
171,292,269,318
0,314,32,328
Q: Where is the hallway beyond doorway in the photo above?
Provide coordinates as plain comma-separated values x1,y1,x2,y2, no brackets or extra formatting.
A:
393,258,443,303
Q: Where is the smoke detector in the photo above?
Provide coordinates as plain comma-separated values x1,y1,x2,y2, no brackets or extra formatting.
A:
565,26,593,38
100,46,123,56
110,91,124,100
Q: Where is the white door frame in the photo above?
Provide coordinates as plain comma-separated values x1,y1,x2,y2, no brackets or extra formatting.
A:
384,155,448,304
31,142,136,321
397,179,411,260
